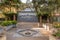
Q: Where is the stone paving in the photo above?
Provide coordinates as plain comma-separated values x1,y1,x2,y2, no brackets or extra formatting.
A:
6,28,50,40
17,22,39,29
5,8,51,40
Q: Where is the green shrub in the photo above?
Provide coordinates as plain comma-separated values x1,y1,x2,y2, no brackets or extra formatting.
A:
54,26,60,28
1,21,10,26
0,22,2,24
11,21,17,24
0,21,17,26
53,31,60,37
54,24,60,28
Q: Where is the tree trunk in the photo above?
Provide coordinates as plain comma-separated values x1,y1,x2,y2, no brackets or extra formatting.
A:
5,16,8,21
40,16,42,23
9,17,10,20
13,14,16,21
5,17,8,21
39,16,42,27
47,18,49,23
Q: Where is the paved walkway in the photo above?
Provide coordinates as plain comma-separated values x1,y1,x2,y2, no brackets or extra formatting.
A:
6,8,50,40
6,28,50,40
17,22,39,29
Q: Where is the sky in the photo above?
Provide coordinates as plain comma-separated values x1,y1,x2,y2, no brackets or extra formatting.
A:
21,0,32,3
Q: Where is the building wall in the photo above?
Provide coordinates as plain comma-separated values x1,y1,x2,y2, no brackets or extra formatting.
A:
0,0,4,3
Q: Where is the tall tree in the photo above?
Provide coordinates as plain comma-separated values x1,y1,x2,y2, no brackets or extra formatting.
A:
32,0,60,23
2,0,22,21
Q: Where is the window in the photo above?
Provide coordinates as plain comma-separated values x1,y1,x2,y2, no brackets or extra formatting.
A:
53,16,60,22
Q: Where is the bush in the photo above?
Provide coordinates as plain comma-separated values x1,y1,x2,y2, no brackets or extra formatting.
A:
0,22,2,24
11,21,17,24
1,21,7,26
54,26,60,28
54,24,60,28
1,21,11,26
53,31,60,37
0,21,17,26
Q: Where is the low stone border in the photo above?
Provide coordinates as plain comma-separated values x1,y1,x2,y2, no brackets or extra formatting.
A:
5,24,16,31
0,28,5,37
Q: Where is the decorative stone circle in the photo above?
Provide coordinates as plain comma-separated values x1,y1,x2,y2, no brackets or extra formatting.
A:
17,29,38,37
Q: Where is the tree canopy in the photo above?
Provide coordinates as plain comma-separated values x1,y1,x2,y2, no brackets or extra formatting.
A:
32,0,60,16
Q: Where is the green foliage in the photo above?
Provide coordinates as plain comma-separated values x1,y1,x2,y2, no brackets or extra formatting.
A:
0,22,1,24
53,31,60,37
6,12,17,15
13,0,21,3
4,0,21,4
54,24,60,28
53,23,60,37
54,25,60,28
1,21,12,26
32,0,60,17
0,21,17,26
11,21,17,24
